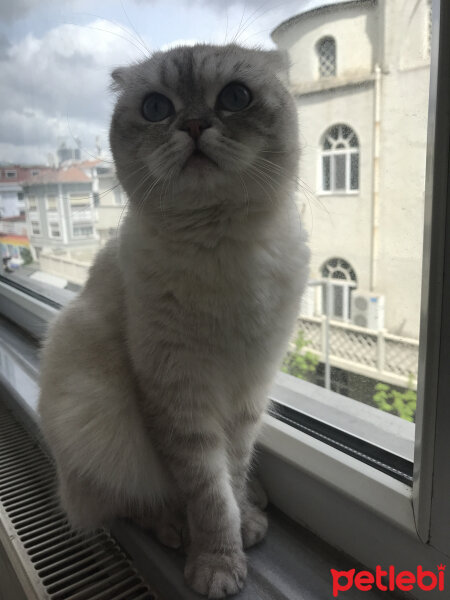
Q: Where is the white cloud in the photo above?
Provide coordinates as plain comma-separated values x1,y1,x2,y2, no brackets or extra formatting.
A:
0,0,55,23
0,0,320,164
0,19,149,164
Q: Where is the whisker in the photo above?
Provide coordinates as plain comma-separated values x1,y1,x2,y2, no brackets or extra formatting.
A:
120,0,151,58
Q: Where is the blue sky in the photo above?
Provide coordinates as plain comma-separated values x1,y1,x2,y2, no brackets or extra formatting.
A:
0,0,342,164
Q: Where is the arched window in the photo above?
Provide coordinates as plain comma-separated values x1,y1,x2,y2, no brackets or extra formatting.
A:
321,257,357,320
321,124,359,193
317,36,336,77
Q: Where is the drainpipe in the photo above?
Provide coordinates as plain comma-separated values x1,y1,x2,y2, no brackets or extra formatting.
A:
370,64,381,291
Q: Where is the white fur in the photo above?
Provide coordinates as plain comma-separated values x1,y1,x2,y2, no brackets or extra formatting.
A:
39,43,310,597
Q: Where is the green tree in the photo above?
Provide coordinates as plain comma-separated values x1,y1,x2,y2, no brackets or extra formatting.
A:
282,329,319,383
19,247,33,266
373,375,417,422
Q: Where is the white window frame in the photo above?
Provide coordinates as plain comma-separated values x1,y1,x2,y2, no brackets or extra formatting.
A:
72,224,94,238
0,0,448,584
48,220,61,239
69,192,94,238
320,257,358,321
5,170,17,179
30,220,41,236
319,124,360,195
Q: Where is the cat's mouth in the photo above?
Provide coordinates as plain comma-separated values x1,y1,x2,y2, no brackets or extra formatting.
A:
184,148,218,169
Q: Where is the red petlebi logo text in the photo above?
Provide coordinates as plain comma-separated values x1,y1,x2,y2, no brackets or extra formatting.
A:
330,564,446,597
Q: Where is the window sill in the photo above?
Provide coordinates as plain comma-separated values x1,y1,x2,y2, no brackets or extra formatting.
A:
316,191,360,197
0,286,448,600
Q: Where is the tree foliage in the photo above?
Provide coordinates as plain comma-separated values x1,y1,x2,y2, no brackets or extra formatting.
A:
373,375,417,422
19,247,33,266
282,329,319,382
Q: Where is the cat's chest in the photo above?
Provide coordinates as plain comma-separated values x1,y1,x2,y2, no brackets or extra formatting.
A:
171,243,290,320
131,240,295,340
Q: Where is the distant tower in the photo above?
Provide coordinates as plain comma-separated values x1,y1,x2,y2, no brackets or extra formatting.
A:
57,139,82,164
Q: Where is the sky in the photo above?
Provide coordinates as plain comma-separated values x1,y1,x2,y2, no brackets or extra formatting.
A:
0,0,343,165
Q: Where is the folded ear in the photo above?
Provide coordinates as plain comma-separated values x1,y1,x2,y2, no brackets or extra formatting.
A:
263,49,290,73
110,66,130,92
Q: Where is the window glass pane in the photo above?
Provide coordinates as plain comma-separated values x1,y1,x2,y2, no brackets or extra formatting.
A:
47,197,58,211
334,154,346,190
333,285,344,318
322,156,331,190
317,37,336,78
1,0,432,473
50,222,61,237
350,153,359,190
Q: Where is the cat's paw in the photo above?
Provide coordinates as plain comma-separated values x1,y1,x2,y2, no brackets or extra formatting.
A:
136,505,187,550
241,505,268,549
185,549,247,598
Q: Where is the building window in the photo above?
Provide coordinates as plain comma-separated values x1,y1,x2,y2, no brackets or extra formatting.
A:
46,196,58,212
30,221,41,236
70,194,91,208
27,196,38,212
321,124,359,193
49,221,61,238
31,169,40,176
5,170,17,179
70,193,92,222
317,36,336,78
321,257,357,320
73,225,93,237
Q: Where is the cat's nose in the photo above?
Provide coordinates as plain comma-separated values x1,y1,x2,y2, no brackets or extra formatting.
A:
180,119,211,140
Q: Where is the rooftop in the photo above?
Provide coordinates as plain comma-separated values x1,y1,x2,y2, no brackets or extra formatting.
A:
271,0,375,39
23,165,92,185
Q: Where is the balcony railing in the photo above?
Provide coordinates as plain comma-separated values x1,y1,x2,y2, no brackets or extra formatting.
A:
297,315,419,388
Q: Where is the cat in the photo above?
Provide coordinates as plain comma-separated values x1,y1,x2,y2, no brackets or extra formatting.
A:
39,43,310,598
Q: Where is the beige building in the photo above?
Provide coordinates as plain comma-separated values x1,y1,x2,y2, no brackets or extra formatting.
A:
92,162,128,245
272,0,431,391
273,0,430,340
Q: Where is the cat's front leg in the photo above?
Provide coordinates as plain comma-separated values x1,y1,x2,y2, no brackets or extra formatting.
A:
227,418,269,550
149,414,247,598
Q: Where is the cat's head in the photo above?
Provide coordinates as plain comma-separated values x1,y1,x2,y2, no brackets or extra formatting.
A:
109,43,298,213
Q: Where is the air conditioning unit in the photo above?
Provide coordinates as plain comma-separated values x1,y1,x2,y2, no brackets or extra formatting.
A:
351,291,385,329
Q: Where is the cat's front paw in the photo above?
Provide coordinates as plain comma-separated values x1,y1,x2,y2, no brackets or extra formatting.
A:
185,549,247,598
241,505,268,549
135,504,188,551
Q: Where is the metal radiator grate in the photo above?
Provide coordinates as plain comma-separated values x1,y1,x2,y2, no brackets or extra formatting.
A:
0,400,159,600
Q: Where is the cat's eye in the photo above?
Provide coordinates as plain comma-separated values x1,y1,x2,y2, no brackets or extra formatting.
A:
142,93,175,122
217,82,252,112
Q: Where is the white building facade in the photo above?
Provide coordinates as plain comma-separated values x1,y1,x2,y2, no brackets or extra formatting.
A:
273,0,431,341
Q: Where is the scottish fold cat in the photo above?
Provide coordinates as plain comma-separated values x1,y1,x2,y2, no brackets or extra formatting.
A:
39,43,309,598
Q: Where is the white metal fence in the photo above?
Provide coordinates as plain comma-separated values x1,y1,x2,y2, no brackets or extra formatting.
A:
297,315,419,388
